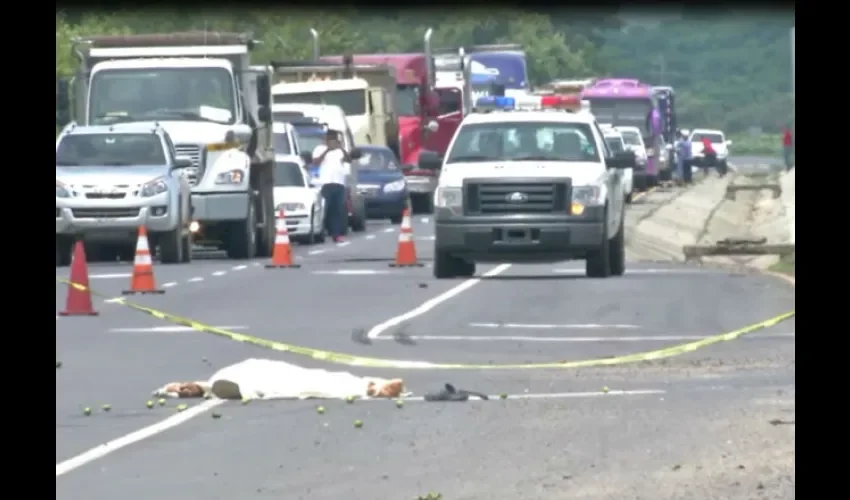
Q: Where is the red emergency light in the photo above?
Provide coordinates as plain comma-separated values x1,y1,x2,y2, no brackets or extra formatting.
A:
540,94,581,110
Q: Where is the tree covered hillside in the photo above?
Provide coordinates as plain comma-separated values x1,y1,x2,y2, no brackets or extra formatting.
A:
599,15,795,133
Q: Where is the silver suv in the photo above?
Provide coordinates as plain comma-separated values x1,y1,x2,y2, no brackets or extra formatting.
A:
56,123,193,265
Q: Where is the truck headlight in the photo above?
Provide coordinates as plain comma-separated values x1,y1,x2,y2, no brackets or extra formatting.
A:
278,203,307,213
140,177,168,197
56,181,70,198
571,185,604,215
436,186,462,213
383,180,406,193
215,169,245,185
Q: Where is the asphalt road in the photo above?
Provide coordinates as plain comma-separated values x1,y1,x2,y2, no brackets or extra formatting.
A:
56,191,796,500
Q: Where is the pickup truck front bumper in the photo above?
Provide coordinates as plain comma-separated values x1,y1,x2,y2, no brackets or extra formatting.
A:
56,193,179,243
435,207,605,264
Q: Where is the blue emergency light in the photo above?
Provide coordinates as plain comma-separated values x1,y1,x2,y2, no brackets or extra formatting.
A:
474,96,515,111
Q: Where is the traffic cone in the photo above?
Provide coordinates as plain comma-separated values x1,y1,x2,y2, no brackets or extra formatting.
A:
390,208,423,268
265,209,300,269
123,226,164,295
59,240,99,316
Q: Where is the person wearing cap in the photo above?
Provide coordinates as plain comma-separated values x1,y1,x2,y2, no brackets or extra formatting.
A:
313,130,351,243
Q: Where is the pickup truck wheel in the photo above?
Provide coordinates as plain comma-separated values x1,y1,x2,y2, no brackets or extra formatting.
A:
433,248,458,279
350,214,367,232
456,259,476,278
158,226,183,264
225,203,257,259
586,216,612,278
609,212,626,277
56,237,73,267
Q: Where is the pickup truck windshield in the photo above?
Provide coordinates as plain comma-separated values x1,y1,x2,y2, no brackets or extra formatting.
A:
690,132,725,144
56,133,166,166
293,126,327,154
274,161,305,187
273,90,366,116
89,67,236,125
620,130,643,147
445,122,600,163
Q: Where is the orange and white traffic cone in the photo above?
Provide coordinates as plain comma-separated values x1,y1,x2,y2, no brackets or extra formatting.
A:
265,209,300,269
123,226,164,295
390,208,423,268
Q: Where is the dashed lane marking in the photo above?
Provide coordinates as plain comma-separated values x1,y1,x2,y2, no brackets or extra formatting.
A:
312,269,391,276
469,322,640,329
162,282,178,288
188,277,204,283
211,271,226,277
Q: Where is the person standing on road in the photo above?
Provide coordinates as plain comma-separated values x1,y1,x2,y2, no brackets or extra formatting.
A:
782,126,793,171
700,135,716,177
675,130,692,185
313,130,351,243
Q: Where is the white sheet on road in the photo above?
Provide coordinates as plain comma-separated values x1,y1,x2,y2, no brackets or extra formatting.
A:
153,358,406,400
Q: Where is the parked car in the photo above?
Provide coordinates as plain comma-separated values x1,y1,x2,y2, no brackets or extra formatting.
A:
353,145,410,224
272,155,325,244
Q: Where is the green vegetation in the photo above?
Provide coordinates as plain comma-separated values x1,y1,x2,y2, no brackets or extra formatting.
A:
769,253,795,277
56,10,792,134
728,133,783,156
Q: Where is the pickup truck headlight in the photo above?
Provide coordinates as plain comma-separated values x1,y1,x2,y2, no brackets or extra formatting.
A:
56,181,70,198
383,180,406,193
571,185,604,215
436,186,463,212
278,203,307,213
140,177,168,197
215,169,245,185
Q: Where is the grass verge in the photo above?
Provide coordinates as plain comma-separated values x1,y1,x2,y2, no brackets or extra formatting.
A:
769,253,795,276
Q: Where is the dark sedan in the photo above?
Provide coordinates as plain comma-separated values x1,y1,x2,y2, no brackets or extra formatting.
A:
353,145,409,224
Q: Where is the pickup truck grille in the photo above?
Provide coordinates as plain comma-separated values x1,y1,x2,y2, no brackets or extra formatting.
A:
85,193,126,199
464,180,570,215
71,208,140,218
174,144,203,186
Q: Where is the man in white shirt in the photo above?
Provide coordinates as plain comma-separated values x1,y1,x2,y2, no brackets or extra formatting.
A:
312,130,351,243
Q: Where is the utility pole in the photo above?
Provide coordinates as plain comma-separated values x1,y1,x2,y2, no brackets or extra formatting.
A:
790,27,795,97
654,54,667,85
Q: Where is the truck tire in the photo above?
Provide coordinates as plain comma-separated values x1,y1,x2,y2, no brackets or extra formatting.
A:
56,236,73,267
255,188,275,258
350,212,367,232
413,193,434,214
456,260,476,278
433,248,459,279
586,211,612,278
609,212,626,277
225,202,257,259
159,226,183,264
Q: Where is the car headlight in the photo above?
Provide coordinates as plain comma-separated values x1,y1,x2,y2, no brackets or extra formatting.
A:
56,181,70,198
140,177,168,197
436,186,462,214
215,169,245,185
383,180,406,193
571,185,605,215
278,203,307,213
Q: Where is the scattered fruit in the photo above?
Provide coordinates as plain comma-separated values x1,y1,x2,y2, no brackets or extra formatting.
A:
354,419,363,428
346,396,355,404
395,399,404,408
241,398,251,405
101,404,112,412
602,386,610,393
211,412,221,419
500,393,508,399
204,393,212,400
158,398,166,406
316,406,325,415
146,401,154,409
176,404,188,412
83,407,92,416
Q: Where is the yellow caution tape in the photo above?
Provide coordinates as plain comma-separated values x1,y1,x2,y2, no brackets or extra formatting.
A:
56,277,795,370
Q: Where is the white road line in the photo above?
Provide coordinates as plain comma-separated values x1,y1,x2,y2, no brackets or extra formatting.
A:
232,265,247,271
89,273,131,279
104,297,125,304
469,322,640,329
375,333,795,342
312,269,390,276
383,227,395,233
308,249,326,255
416,235,436,241
162,282,178,288
337,241,351,247
188,277,204,283
553,268,722,275
56,399,224,477
110,325,249,333
420,217,430,223
212,271,226,277
367,263,513,339
401,389,665,401
365,234,376,240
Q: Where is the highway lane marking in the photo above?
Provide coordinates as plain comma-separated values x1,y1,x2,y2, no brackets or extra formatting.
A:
312,269,391,275
308,249,326,255
470,322,640,329
553,268,726,275
89,273,131,279
188,277,204,283
56,399,225,477
383,227,395,233
375,333,795,342
212,271,226,277
53,386,658,477
367,263,513,339
420,217,430,223
366,234,376,240
232,265,247,271
109,325,249,333
337,241,351,247
162,282,178,288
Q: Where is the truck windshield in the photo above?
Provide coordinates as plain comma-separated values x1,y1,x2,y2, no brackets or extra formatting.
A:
620,130,643,147
274,161,305,187
446,122,599,163
396,85,418,117
89,67,236,125
57,133,165,166
292,126,327,154
273,90,366,116
586,98,653,136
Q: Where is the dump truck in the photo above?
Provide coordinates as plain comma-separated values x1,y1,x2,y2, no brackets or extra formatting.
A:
270,57,397,154
55,31,277,259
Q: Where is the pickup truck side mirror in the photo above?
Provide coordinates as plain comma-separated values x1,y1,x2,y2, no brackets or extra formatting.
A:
607,151,636,170
349,148,364,160
173,157,194,169
418,150,442,170
257,105,272,123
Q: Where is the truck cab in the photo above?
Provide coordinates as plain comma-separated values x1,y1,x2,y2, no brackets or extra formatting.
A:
55,32,277,260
